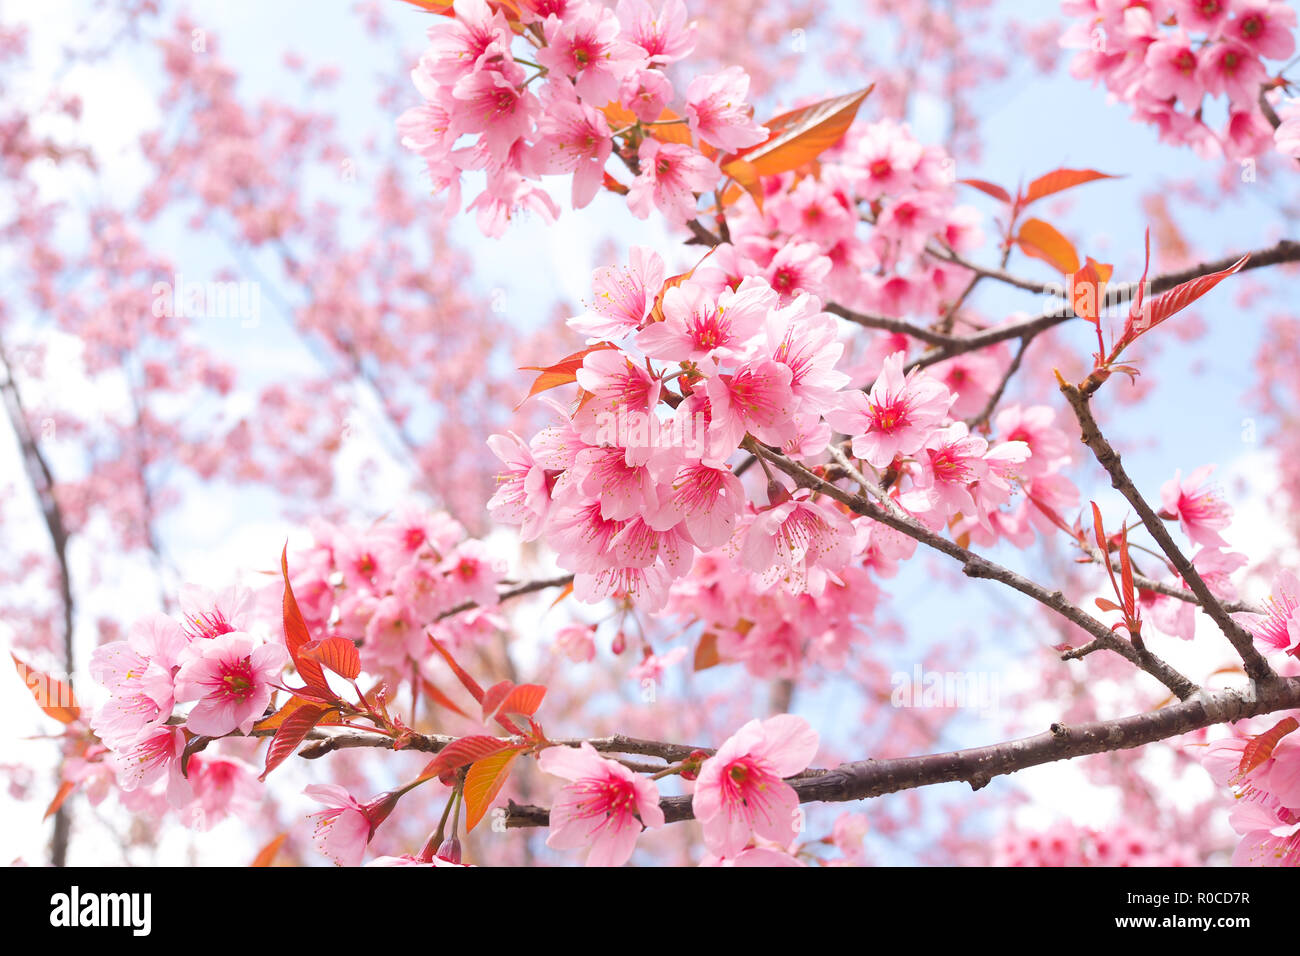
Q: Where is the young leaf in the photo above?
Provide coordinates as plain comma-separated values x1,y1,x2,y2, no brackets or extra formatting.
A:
43,779,78,821
958,178,1012,204
1020,168,1119,206
480,680,515,725
419,734,517,782
421,677,471,719
494,683,547,721
250,832,289,867
11,653,79,724
721,85,873,181
463,748,523,832
1133,254,1250,339
260,703,328,780
300,636,361,681
694,631,721,671
280,547,330,696
1237,716,1300,780
1016,218,1080,274
516,344,614,410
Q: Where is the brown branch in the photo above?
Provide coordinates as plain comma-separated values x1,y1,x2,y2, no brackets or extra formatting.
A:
760,440,1197,700
0,339,75,867
505,676,1300,828
1059,381,1277,684
908,238,1300,371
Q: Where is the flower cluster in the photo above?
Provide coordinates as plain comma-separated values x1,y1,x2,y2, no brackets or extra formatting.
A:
288,507,507,682
398,0,768,234
88,586,284,818
1202,717,1300,866
993,818,1198,866
1061,0,1297,160
535,714,815,865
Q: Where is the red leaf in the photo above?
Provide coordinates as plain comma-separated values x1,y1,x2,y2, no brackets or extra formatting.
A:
421,678,470,719
1021,168,1119,206
463,748,523,832
419,734,517,782
43,780,77,821
281,547,330,696
722,85,873,181
480,680,515,724
694,631,721,671
647,247,716,324
427,634,485,704
516,344,615,410
1119,524,1136,619
495,683,546,720
260,704,327,780
959,178,1012,203
1130,254,1249,341
250,833,288,867
1095,597,1122,613
11,653,79,724
1237,716,1300,780
300,637,361,680
254,695,339,733
1016,218,1080,274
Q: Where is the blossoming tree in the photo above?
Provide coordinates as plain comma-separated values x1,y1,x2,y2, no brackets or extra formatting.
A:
7,0,1300,867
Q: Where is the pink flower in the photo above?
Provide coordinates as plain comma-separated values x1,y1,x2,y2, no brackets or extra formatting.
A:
553,624,597,662
1142,34,1204,108
486,431,553,541
305,784,400,867
569,246,665,340
534,91,612,208
616,0,695,65
1237,570,1300,655
1160,464,1232,548
685,67,768,151
89,613,189,749
450,67,538,163
536,5,636,106
537,742,665,866
1197,41,1266,105
1273,98,1300,157
422,0,516,84
1226,2,1296,61
705,359,797,456
627,139,719,224
826,351,953,469
692,714,818,857
173,632,288,737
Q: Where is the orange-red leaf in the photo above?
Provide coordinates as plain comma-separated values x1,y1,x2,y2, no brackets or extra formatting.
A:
300,636,361,680
463,748,522,832
1021,168,1119,206
647,247,716,324
959,178,1012,204
250,832,288,867
600,103,694,146
1094,597,1122,613
1138,254,1249,334
516,344,614,410
1069,257,1112,326
420,734,516,782
1017,218,1080,274
421,678,471,719
694,631,721,671
281,547,330,695
495,683,546,720
1237,716,1300,780
43,779,77,820
254,696,340,733
722,85,873,181
11,653,79,724
260,704,328,780
481,680,514,724
428,634,485,704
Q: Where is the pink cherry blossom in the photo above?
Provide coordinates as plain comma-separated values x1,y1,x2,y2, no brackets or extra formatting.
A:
537,742,665,866
692,714,818,857
173,632,288,737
